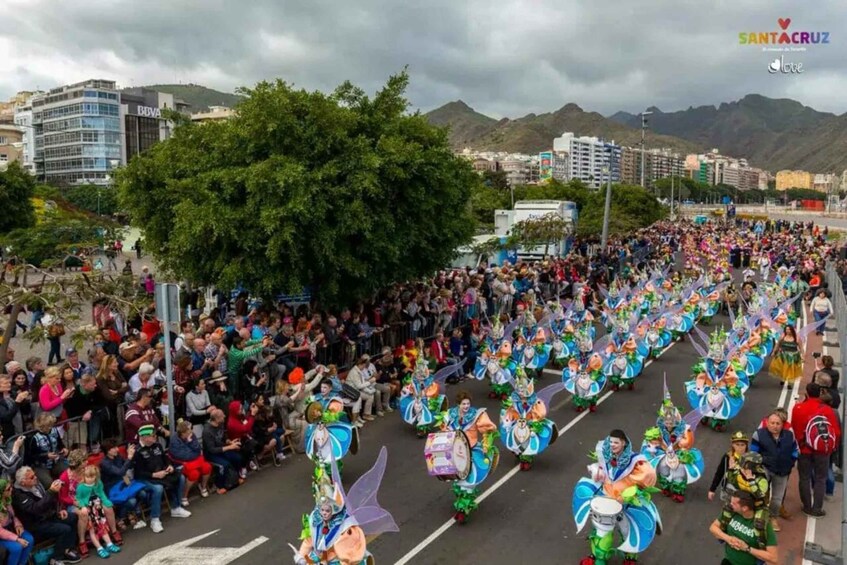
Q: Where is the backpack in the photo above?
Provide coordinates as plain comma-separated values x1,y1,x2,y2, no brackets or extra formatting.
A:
806,412,837,454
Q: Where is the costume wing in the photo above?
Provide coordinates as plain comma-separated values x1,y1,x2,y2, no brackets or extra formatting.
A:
798,317,828,345
432,360,464,386
503,318,520,345
682,408,703,435
344,446,399,537
537,381,566,409
687,325,709,359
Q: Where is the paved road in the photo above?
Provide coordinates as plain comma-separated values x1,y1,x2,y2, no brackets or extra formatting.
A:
112,307,814,565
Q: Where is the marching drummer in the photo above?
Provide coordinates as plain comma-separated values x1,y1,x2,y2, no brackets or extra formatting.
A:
575,429,660,565
438,391,498,524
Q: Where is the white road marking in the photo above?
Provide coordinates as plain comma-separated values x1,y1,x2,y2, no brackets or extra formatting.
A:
801,515,817,565
393,342,678,565
134,529,269,565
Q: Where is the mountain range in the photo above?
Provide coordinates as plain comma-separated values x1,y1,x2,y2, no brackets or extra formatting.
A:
137,83,243,112
425,95,847,173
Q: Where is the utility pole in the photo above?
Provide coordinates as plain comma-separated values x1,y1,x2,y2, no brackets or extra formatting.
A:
640,111,652,189
670,174,675,220
601,146,613,248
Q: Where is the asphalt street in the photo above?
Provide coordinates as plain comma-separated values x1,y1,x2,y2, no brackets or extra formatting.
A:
114,307,801,565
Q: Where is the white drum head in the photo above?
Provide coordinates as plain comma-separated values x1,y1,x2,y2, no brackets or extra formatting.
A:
590,496,623,517
452,432,471,477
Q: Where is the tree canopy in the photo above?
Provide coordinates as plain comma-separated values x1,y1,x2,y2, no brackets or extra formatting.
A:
576,184,667,236
63,184,119,216
0,162,36,232
117,72,476,306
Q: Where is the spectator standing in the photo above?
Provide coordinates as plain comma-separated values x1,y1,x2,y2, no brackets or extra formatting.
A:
810,290,833,335
0,375,28,439
186,378,214,438
124,389,167,444
96,355,129,439
750,411,798,531
791,382,841,517
710,491,778,565
708,431,750,502
64,374,106,453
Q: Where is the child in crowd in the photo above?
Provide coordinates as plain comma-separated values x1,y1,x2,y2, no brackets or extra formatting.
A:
75,465,121,559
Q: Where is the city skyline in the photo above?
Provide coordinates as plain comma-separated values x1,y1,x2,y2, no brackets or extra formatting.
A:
0,0,844,119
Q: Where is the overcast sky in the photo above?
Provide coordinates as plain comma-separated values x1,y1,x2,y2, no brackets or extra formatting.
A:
1,0,844,118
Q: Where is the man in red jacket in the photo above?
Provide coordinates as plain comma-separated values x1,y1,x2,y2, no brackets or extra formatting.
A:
791,382,841,517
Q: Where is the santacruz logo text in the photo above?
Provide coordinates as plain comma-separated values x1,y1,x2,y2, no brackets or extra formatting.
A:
739,18,829,45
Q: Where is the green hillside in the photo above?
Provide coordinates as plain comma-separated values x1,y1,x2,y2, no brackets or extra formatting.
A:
140,83,243,111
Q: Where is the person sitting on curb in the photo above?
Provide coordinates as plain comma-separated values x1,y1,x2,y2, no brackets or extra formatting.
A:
12,466,82,564
130,425,191,533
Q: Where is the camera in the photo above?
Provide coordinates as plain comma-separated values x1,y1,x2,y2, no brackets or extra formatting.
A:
813,352,822,359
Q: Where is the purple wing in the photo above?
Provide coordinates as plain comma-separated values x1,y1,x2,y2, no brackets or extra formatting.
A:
593,334,612,355
503,318,520,345
778,294,801,313
798,317,828,345
346,446,399,537
727,306,736,327
682,408,703,435
432,359,464,386
598,286,610,301
687,325,709,358
537,381,566,409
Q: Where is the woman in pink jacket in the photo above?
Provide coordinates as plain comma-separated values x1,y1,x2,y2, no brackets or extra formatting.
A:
38,366,73,422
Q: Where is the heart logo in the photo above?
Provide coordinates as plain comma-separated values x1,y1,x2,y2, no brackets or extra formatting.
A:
778,18,791,30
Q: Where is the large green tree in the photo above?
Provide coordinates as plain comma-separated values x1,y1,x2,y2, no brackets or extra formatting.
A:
0,162,36,232
576,184,667,236
117,72,476,306
63,184,119,216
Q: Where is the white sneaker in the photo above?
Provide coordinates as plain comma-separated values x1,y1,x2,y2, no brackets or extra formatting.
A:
354,420,364,428
376,411,385,417
385,406,394,413
133,519,147,530
171,507,191,518
150,518,164,533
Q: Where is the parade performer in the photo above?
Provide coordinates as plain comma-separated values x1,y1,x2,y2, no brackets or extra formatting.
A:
603,318,644,391
767,315,826,383
686,334,745,432
717,451,771,550
399,358,449,437
563,348,606,413
573,429,661,565
292,447,398,565
304,379,358,476
517,326,552,374
474,318,519,399
499,368,563,470
641,379,704,502
435,390,499,523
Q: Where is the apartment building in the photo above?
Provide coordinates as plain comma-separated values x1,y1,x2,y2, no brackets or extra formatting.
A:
775,170,813,190
555,132,620,190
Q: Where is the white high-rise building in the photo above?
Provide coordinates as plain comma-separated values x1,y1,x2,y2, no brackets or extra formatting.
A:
12,97,36,174
554,132,621,190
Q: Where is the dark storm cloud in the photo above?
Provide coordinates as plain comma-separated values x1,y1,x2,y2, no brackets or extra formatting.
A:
1,0,844,117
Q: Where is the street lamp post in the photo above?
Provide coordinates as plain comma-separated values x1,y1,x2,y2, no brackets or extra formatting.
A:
600,148,613,248
640,111,652,189
670,174,675,220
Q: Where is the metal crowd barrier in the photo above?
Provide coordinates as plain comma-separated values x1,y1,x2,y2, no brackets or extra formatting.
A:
816,262,847,564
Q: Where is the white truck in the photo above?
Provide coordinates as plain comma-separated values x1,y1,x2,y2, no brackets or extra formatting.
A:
494,200,578,259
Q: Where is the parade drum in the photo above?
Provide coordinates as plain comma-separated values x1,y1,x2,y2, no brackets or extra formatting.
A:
589,496,623,534
424,430,471,481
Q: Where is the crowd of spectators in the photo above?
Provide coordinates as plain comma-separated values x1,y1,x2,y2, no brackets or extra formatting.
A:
0,217,843,563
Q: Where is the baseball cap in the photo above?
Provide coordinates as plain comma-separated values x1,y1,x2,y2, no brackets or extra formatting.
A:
65,347,77,356
119,341,136,352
